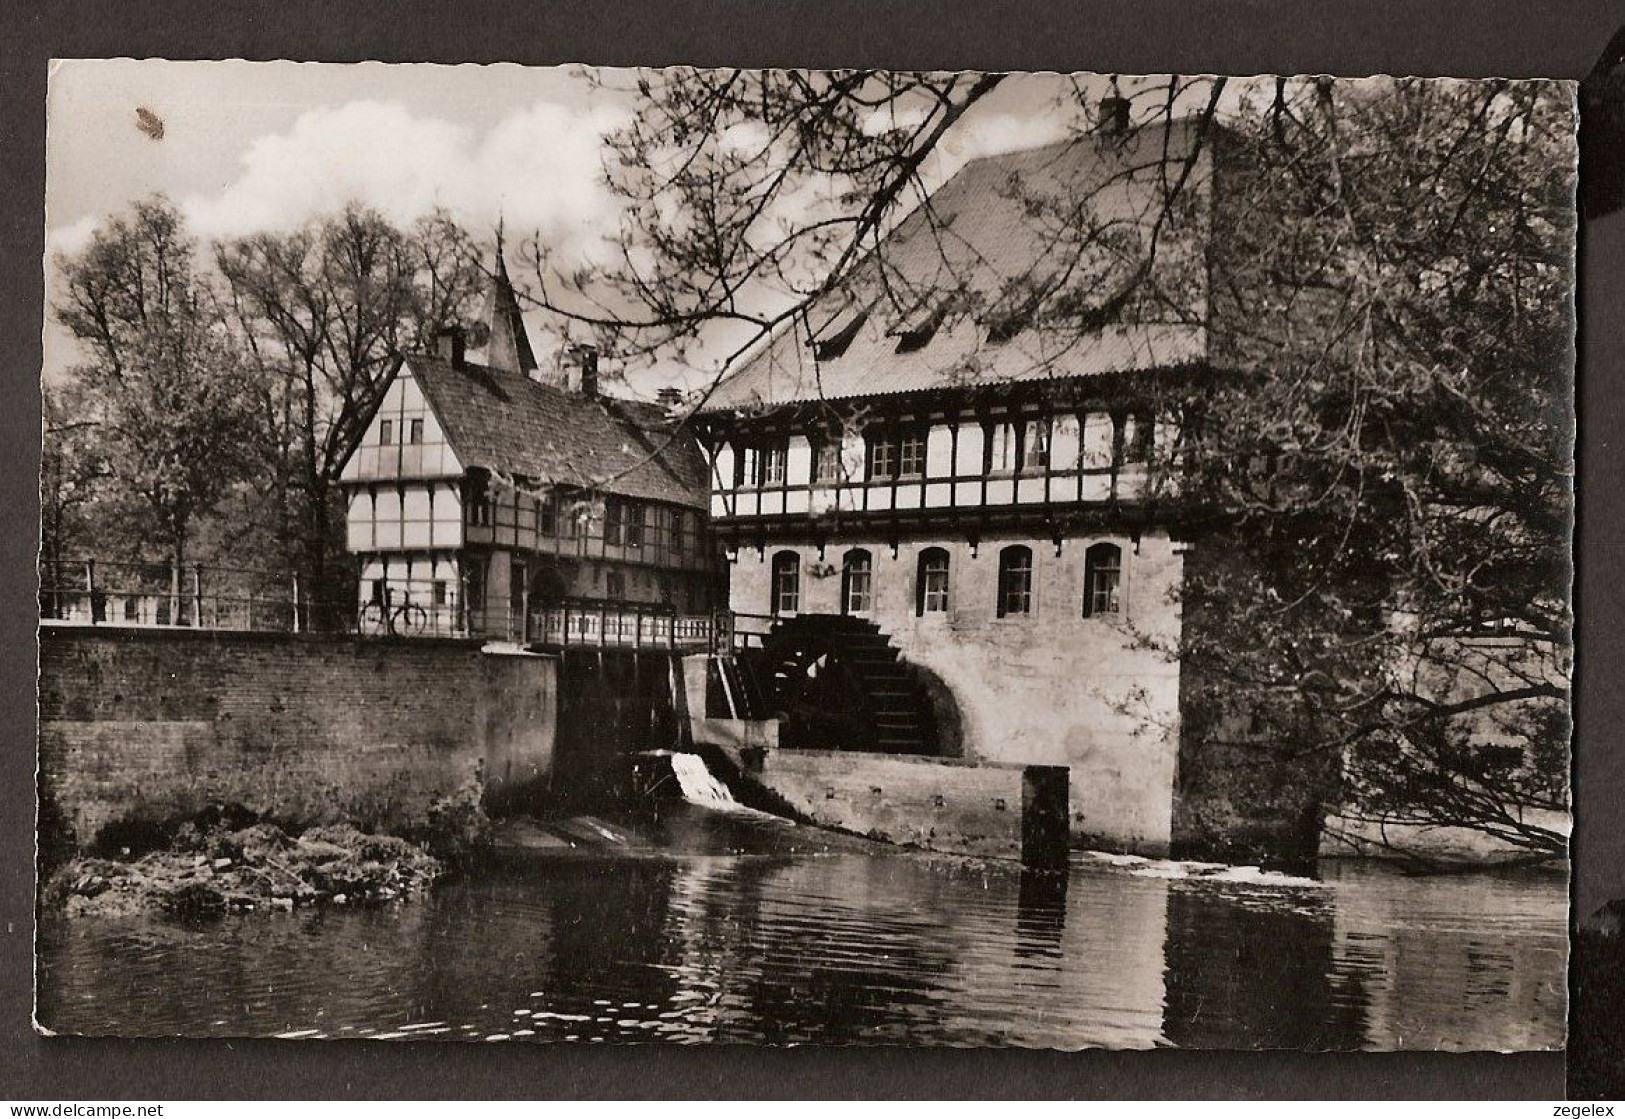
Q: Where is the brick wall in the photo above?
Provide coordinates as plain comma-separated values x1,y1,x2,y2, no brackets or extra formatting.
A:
730,529,1184,853
38,627,557,850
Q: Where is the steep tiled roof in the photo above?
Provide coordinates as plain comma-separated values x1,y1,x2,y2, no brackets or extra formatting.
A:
702,121,1218,412
409,355,710,509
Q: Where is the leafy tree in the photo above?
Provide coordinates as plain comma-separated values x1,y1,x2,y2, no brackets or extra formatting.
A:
52,198,262,603
38,383,110,606
1172,77,1573,856
215,205,487,610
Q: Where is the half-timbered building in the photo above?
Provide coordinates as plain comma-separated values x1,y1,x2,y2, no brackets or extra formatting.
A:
693,113,1220,851
338,259,722,649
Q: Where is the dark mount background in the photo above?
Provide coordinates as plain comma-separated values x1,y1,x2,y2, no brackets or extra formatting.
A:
4,0,1623,1101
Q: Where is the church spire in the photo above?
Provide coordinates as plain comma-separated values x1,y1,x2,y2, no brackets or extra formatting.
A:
482,223,538,376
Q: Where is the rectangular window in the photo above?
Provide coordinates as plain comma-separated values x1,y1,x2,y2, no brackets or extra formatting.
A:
539,492,557,535
1116,412,1154,465
1025,420,1050,470
624,503,645,548
998,546,1034,617
738,446,761,488
868,434,898,480
669,509,685,555
604,499,624,546
1084,543,1124,617
898,431,926,477
432,580,448,607
379,419,394,445
466,477,492,527
760,442,788,487
606,570,627,600
986,422,1019,473
409,418,424,444
919,549,950,615
772,553,800,615
842,551,873,614
814,441,841,484
510,559,527,620
465,561,486,627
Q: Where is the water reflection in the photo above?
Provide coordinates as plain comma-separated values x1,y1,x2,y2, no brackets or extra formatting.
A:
1163,884,1367,1049
36,854,1566,1049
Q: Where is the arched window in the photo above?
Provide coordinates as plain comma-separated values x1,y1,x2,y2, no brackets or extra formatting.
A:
997,545,1033,617
1084,542,1123,617
917,547,950,616
771,551,800,616
841,548,873,614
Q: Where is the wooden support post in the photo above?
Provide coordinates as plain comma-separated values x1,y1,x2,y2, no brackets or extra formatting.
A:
291,573,302,634
85,560,96,625
193,565,204,629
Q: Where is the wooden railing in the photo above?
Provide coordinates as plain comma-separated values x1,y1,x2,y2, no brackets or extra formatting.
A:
472,599,723,651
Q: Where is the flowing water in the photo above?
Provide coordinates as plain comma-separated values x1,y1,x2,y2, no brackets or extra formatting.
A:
666,752,742,809
36,810,1566,1050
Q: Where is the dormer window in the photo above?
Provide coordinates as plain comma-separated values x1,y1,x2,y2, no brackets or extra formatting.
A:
986,312,1031,345
985,277,1054,344
986,298,1043,344
893,304,944,354
379,419,394,445
812,305,868,361
409,418,424,444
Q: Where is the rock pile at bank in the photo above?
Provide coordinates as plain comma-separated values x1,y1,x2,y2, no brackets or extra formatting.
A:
49,818,444,919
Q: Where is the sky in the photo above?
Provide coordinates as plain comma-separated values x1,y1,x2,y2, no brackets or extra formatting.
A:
42,60,1135,393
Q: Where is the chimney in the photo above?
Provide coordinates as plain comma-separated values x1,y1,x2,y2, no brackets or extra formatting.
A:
564,343,600,397
435,327,466,369
1098,95,1132,136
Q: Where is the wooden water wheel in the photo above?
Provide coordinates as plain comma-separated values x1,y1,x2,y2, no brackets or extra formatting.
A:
750,614,937,753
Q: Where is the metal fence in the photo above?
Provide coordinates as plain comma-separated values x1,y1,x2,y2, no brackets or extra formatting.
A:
39,558,730,652
39,559,318,633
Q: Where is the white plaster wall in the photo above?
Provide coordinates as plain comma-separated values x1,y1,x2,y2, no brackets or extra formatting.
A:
731,530,1185,852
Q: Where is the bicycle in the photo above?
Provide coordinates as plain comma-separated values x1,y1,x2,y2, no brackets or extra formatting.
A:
358,595,431,637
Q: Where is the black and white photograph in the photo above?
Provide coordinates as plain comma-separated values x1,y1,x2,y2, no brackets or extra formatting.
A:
34,59,1575,1052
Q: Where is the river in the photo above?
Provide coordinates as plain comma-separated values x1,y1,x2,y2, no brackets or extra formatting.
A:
36,812,1566,1050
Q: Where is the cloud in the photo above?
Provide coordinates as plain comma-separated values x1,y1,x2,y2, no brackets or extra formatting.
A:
930,110,1077,178
46,213,101,258
180,97,633,264
860,103,932,137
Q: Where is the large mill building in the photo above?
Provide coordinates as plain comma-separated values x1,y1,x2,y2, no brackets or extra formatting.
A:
692,110,1244,854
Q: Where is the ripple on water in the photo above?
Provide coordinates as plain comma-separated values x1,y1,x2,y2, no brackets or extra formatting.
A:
34,854,1566,1049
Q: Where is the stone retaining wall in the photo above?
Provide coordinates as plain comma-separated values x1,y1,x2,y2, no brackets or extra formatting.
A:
728,747,1068,863
38,626,558,852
